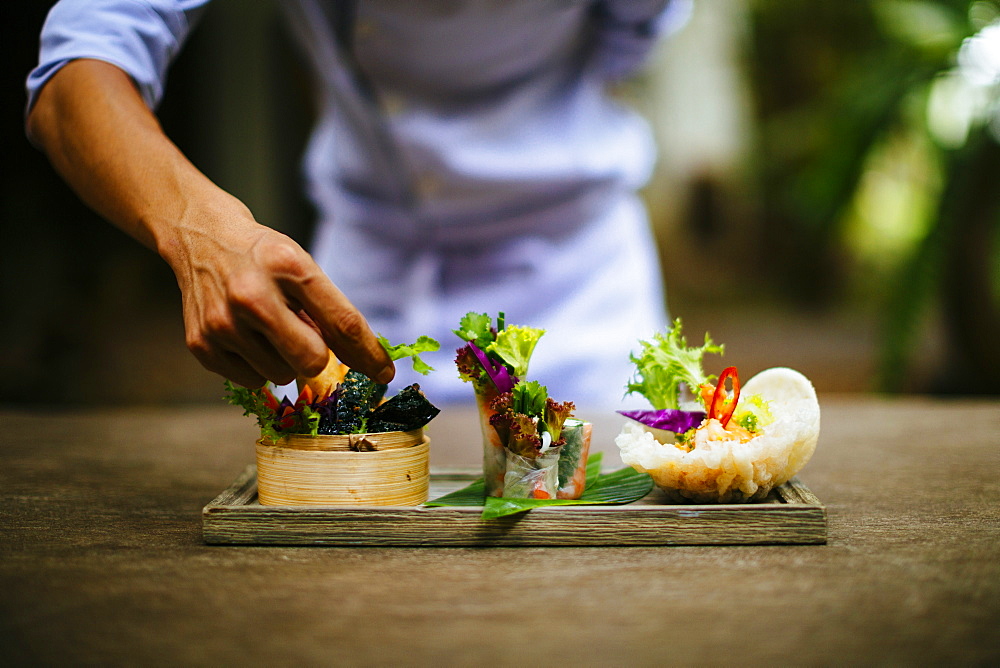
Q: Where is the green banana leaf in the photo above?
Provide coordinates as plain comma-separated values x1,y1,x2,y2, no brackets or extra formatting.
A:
425,452,654,519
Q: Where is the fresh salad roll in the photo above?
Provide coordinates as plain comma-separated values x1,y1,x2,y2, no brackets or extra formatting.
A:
557,419,592,499
454,311,544,496
489,380,575,500
473,385,508,497
615,319,820,503
455,311,585,500
503,448,562,499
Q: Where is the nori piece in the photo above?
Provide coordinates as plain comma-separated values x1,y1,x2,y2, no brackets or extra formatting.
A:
367,384,440,433
315,387,343,435
340,370,388,409
336,370,387,432
309,373,437,435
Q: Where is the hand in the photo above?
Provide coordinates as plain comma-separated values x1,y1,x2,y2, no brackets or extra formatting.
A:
27,60,393,390
164,195,394,388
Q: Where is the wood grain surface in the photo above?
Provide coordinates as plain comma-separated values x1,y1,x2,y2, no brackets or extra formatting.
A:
203,468,827,546
1,396,998,665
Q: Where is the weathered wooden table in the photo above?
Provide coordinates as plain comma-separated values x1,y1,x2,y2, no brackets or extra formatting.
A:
1,396,997,665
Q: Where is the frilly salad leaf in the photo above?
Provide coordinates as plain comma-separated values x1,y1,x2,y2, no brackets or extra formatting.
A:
377,334,440,375
425,453,655,519
489,381,576,457
224,381,286,443
626,318,724,410
452,312,495,350
453,312,543,394
487,325,545,378
617,408,706,432
454,344,483,384
489,411,542,458
543,397,574,444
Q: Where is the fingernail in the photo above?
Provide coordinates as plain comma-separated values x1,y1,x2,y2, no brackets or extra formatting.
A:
375,363,395,385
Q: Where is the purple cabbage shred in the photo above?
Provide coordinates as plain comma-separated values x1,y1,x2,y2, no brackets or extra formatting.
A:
468,342,516,393
617,409,706,433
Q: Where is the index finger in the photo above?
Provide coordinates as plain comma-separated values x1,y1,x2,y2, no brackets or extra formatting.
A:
284,273,395,384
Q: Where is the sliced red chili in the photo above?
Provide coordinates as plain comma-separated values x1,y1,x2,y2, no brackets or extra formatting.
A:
709,366,741,428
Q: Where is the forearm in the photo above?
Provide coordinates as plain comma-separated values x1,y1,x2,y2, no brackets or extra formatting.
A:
26,58,246,264
26,58,393,387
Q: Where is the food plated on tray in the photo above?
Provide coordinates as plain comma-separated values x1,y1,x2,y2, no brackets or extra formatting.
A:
453,311,593,501
220,313,820,513
224,335,441,506
225,334,441,442
421,311,656,518
615,319,821,503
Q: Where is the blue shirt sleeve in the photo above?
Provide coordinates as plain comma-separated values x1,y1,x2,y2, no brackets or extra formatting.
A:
26,0,212,113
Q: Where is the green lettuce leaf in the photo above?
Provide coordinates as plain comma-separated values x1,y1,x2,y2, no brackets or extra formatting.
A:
223,381,283,443
487,325,545,377
378,334,440,375
511,379,548,417
625,318,724,410
452,312,495,350
424,453,654,519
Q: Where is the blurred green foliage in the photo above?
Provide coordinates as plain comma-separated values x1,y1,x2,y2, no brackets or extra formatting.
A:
747,0,1000,393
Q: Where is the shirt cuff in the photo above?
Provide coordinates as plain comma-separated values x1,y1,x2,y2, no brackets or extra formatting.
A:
25,0,208,113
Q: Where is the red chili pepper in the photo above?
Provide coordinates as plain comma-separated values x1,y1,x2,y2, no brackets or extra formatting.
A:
709,366,741,428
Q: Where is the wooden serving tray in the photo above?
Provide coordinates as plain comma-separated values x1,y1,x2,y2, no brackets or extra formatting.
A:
202,466,827,547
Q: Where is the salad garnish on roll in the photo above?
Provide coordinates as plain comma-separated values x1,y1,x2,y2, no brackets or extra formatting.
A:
489,380,575,499
454,311,590,499
454,311,544,396
616,319,820,503
454,311,545,496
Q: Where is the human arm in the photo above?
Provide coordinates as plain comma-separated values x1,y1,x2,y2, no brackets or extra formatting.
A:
26,58,393,388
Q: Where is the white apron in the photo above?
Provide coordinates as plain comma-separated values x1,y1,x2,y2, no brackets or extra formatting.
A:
284,0,672,406
29,0,682,407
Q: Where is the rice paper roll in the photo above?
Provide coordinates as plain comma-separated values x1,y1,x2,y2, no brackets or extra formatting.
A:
503,446,562,499
556,419,592,499
474,386,507,497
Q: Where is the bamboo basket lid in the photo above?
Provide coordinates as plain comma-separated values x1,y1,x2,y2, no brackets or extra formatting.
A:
256,435,430,507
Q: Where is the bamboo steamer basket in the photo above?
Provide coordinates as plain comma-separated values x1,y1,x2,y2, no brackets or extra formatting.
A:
255,429,430,506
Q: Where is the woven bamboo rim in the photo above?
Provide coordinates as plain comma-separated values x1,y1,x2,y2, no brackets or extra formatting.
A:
264,429,423,452
256,435,429,507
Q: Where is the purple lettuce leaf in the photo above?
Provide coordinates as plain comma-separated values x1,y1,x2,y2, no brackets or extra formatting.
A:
617,409,706,432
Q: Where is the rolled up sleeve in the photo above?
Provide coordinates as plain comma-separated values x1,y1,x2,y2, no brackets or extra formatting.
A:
26,0,211,112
